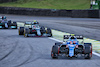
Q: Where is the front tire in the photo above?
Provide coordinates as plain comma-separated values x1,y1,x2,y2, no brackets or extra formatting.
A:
51,51,58,59
24,28,30,37
47,28,52,37
51,45,59,59
40,26,46,35
19,27,24,35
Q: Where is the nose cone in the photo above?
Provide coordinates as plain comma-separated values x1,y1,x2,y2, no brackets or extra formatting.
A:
37,29,41,36
69,47,75,57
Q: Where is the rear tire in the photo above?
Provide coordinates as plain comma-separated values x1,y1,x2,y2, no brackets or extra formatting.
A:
84,43,92,59
51,45,59,59
85,54,91,59
51,51,58,59
19,27,24,35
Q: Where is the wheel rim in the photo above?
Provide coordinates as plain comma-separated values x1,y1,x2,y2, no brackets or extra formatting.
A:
24,33,25,37
90,53,92,57
24,33,26,37
24,33,28,37
24,29,26,37
19,30,20,35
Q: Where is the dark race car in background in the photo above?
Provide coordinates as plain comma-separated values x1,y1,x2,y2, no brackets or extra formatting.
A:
18,21,52,37
0,16,17,29
51,35,92,59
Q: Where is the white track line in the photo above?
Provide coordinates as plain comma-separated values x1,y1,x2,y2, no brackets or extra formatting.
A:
48,37,100,57
48,37,62,42
92,52,100,57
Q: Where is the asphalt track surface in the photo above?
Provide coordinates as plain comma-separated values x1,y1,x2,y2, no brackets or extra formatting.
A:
0,14,100,67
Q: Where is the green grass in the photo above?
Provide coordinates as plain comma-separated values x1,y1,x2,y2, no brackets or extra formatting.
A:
0,0,90,9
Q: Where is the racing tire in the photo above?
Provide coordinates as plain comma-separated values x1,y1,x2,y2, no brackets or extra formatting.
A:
8,20,11,27
1,23,5,29
84,53,92,59
10,22,17,29
13,22,17,29
51,45,59,58
19,27,24,35
24,28,30,37
47,28,52,37
52,45,59,54
51,51,58,59
84,43,92,59
40,26,46,34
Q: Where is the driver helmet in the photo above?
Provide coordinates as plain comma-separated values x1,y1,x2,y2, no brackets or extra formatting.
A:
34,20,37,22
33,20,39,24
70,36,76,39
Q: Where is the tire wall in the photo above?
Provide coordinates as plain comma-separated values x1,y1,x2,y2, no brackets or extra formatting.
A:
0,7,100,18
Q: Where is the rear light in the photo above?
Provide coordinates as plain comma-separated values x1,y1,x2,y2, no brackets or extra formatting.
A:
76,45,78,48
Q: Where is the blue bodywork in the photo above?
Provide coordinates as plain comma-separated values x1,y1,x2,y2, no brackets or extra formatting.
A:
66,37,79,57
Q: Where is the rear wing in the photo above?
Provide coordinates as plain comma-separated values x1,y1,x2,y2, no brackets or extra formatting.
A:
25,22,33,25
63,35,83,39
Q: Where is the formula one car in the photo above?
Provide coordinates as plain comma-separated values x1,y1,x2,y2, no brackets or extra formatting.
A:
0,16,17,29
51,35,92,59
18,21,52,37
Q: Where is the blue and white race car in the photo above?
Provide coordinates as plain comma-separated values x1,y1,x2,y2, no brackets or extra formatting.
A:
51,35,92,59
